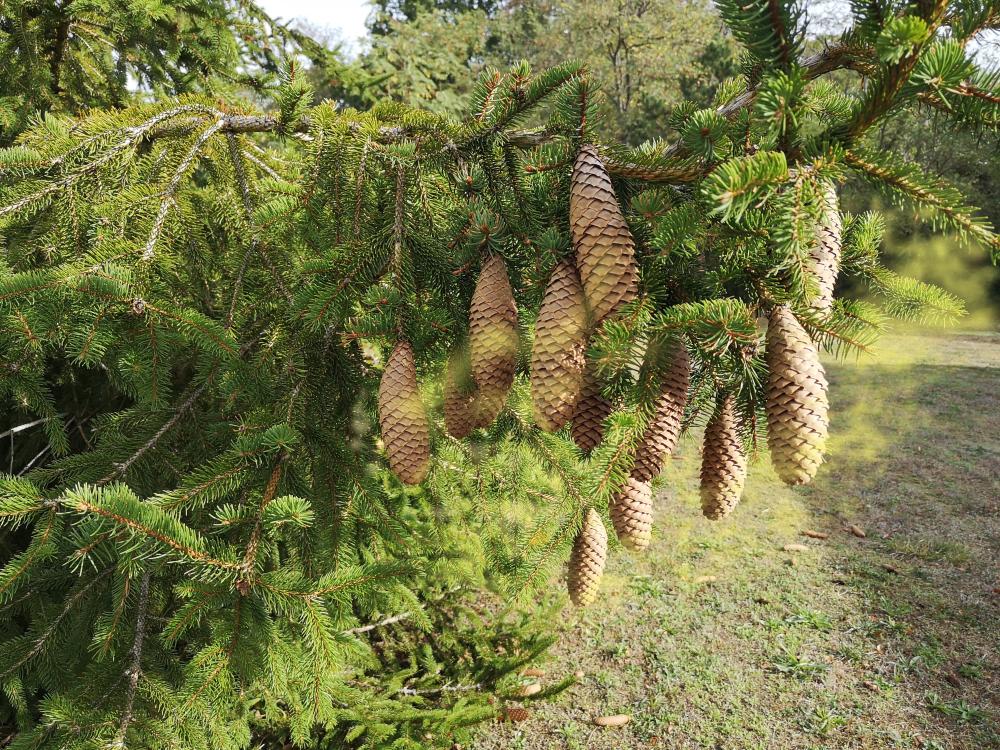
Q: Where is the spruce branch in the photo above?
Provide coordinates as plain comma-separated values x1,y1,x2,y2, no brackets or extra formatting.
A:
0,566,113,679
142,118,226,262
0,104,224,220
237,457,286,595
101,379,212,484
844,148,999,257
225,131,293,305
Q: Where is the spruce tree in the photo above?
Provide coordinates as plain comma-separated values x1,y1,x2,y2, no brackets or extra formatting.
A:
0,0,998,748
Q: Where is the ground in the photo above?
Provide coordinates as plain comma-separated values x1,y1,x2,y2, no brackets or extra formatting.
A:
475,332,1000,750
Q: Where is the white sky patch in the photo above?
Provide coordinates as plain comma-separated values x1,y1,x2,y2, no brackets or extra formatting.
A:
259,0,372,53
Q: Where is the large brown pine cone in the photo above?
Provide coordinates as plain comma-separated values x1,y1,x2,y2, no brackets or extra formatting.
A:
766,305,830,485
443,349,476,439
378,341,431,485
610,476,653,551
569,146,639,325
567,508,608,607
808,180,842,314
531,261,588,432
469,254,518,426
570,363,611,454
700,395,746,520
633,342,690,482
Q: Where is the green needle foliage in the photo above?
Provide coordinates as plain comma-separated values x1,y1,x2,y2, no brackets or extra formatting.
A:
0,0,998,748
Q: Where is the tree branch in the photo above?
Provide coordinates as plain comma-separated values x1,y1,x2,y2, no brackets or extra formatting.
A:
112,572,151,749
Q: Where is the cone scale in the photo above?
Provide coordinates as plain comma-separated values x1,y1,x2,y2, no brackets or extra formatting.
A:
633,343,690,482
610,476,653,551
569,146,639,325
530,261,588,432
700,395,746,520
468,254,518,427
443,349,476,439
570,362,611,454
766,305,830,485
378,341,431,485
808,180,842,314
568,508,608,607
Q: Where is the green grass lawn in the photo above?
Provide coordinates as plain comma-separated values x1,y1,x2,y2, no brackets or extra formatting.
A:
475,332,1000,750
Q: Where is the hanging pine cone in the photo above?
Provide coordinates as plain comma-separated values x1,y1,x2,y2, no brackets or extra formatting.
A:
378,341,431,485
569,145,639,325
610,476,653,551
567,508,607,607
570,363,611,454
766,305,830,485
808,180,842,314
700,395,746,520
443,349,476,439
632,342,690,482
531,261,588,432
469,254,518,427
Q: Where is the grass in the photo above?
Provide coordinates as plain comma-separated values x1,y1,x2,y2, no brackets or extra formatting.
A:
474,333,1000,750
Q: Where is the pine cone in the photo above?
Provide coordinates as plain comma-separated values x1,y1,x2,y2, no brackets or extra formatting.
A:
766,305,830,485
808,180,842,314
569,146,639,325
567,508,607,607
570,363,611,454
443,349,476,439
531,261,588,432
609,476,653,551
469,254,518,426
378,341,431,485
471,384,507,429
633,343,690,482
700,395,746,520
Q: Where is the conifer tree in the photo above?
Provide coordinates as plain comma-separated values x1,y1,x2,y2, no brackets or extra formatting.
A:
0,0,998,747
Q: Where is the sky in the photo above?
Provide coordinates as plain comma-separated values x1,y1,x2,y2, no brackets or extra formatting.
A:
258,0,371,50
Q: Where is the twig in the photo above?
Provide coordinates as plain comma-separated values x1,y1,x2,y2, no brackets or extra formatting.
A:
101,379,211,484
225,132,293,304
341,611,411,636
0,567,113,679
112,572,150,749
397,682,482,696
142,118,227,262
0,416,64,441
236,457,286,594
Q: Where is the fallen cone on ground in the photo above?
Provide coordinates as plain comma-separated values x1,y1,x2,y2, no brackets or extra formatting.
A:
502,708,530,722
522,668,545,678
469,254,518,427
443,349,477,439
700,394,746,520
632,341,690,482
808,180,842,315
802,529,829,539
766,305,829,485
783,543,809,552
567,508,608,607
848,524,867,538
569,145,639,324
530,261,588,432
518,683,542,697
378,341,431,485
593,714,631,727
609,476,653,551
571,363,612,454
